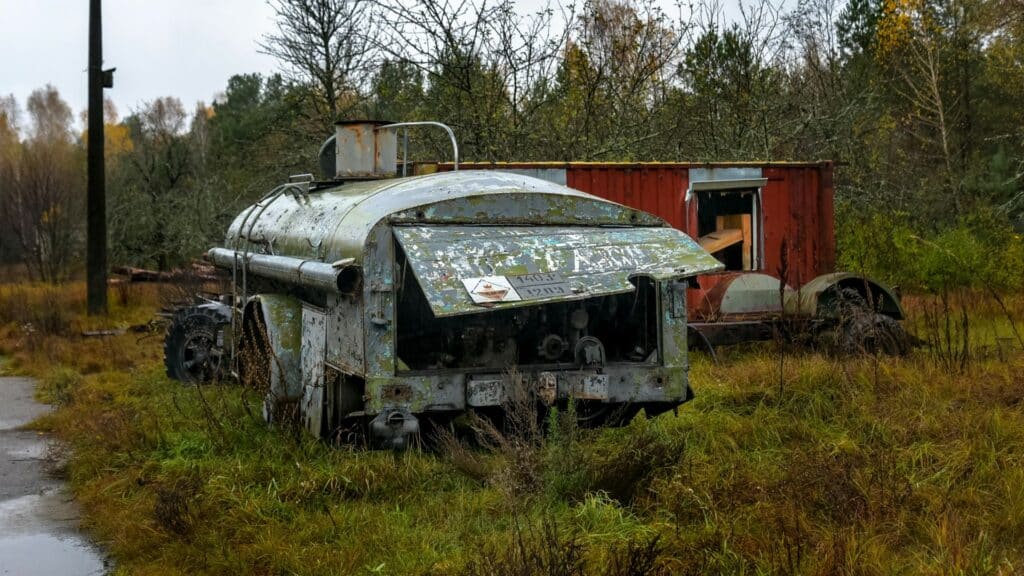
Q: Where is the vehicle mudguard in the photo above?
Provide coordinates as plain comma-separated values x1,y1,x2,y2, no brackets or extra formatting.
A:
240,294,303,422
784,272,904,320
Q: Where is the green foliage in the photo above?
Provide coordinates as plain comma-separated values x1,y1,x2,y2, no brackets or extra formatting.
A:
837,0,882,57
40,365,81,407
107,75,316,270
364,60,425,125
837,206,1024,293
542,403,589,501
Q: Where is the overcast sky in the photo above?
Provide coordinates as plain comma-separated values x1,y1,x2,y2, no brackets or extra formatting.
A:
1,0,748,126
1,0,280,123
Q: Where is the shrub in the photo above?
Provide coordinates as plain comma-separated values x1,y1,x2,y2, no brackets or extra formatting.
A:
836,207,1024,294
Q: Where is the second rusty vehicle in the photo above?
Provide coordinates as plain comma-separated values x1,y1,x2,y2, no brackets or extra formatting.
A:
164,121,722,449
418,161,909,357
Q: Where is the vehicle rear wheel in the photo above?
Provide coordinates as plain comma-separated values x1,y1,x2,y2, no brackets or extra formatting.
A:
838,312,910,356
164,306,228,383
819,287,909,356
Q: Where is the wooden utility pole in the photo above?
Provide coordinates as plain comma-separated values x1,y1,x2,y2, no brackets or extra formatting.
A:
87,0,112,315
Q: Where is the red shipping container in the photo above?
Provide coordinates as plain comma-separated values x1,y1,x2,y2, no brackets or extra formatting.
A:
427,162,835,292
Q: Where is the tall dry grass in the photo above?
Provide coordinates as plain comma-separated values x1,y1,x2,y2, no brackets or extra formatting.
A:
1,282,1022,575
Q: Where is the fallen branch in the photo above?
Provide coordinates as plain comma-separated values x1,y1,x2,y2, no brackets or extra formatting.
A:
82,329,127,337
113,261,220,284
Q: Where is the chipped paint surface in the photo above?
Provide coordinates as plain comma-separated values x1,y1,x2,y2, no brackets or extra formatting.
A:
394,225,723,317
301,304,327,435
325,292,364,374
660,282,688,380
218,170,724,427
222,171,665,269
250,294,303,405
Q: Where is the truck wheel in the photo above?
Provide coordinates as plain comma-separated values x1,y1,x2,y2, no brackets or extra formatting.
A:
839,312,909,356
164,306,228,383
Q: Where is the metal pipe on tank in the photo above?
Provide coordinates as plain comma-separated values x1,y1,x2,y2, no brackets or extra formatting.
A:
318,121,460,179
381,122,459,170
208,248,351,293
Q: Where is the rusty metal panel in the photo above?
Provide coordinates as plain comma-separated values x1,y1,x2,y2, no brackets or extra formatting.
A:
220,170,665,271
326,293,364,375
761,166,830,287
334,121,397,178
562,372,609,400
393,225,723,317
467,376,505,407
566,165,690,231
300,304,327,436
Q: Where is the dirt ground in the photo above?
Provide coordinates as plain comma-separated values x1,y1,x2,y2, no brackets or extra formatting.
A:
0,377,106,575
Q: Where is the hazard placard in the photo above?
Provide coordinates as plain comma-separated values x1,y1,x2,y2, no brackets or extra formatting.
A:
461,276,522,304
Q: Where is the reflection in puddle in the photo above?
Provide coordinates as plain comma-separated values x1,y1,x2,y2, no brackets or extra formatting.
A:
0,533,106,575
1,378,106,574
5,443,46,460
0,494,107,575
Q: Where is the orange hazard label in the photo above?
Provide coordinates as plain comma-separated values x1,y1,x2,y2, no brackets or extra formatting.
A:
461,276,523,304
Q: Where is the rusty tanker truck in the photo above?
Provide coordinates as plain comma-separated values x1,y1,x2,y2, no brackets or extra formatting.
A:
163,121,725,449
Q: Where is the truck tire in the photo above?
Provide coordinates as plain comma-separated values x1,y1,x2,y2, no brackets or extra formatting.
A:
839,312,910,356
818,287,909,356
164,306,228,383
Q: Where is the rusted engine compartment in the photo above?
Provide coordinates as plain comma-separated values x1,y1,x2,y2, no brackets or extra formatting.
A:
395,248,660,372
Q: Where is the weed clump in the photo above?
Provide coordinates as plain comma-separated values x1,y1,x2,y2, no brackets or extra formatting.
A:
584,417,681,505
42,365,82,406
457,516,666,576
154,474,203,537
0,284,75,335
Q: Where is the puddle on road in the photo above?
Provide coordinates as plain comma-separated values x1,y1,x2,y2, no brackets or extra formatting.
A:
0,494,107,575
0,419,31,431
0,533,106,575
5,443,46,460
1,377,107,574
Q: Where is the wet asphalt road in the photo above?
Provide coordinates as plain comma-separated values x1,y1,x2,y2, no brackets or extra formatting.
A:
0,377,106,575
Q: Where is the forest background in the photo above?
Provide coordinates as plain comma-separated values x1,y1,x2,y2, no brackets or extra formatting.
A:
2,0,1023,292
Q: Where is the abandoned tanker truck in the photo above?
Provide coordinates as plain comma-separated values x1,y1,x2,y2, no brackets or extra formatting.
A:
163,121,723,448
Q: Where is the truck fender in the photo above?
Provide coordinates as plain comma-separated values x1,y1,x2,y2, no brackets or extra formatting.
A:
239,294,303,423
784,272,904,320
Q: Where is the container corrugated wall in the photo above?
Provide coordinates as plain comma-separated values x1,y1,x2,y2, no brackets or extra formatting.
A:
426,162,836,289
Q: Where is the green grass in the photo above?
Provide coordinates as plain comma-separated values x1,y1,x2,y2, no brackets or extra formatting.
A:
1,282,1023,574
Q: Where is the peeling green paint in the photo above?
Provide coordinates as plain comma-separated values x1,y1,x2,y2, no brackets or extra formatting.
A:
217,170,723,425
394,225,722,318
223,171,668,267
260,294,302,356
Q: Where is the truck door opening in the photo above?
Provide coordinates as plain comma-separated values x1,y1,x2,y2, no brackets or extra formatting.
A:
694,186,763,272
